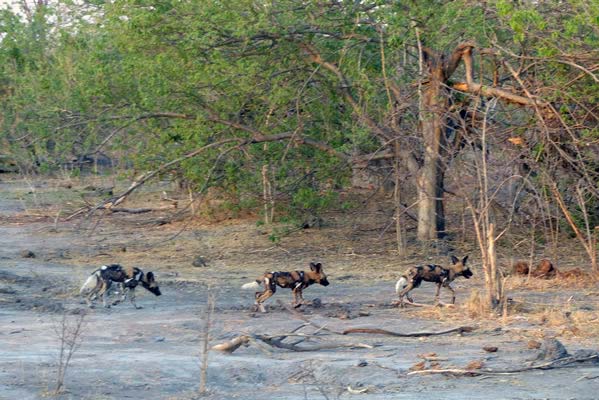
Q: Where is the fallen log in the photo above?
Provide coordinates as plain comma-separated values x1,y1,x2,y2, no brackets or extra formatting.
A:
211,332,374,354
343,326,476,337
211,335,250,353
64,204,175,220
108,206,175,214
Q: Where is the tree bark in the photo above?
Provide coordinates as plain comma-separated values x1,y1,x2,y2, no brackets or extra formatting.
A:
417,60,447,241
486,223,501,308
394,141,407,255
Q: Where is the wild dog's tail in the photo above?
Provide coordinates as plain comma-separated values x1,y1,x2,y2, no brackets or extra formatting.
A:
241,280,261,290
395,276,408,294
80,271,100,295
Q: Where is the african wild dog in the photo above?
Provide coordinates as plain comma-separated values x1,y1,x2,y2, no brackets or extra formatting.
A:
395,255,472,307
80,264,161,309
241,262,329,313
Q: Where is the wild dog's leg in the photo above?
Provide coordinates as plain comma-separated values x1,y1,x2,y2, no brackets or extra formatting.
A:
121,285,128,302
101,280,112,308
398,282,415,307
253,277,275,313
112,284,128,306
434,283,443,305
443,283,456,304
86,285,98,308
292,288,304,308
129,287,142,309
255,290,274,313
85,290,96,308
86,275,103,308
298,288,305,304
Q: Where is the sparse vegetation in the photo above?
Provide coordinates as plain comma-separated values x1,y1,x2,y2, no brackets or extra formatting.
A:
52,310,86,395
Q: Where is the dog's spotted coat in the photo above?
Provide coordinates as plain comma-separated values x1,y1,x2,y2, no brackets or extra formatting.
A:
395,255,472,306
80,264,161,309
242,262,329,312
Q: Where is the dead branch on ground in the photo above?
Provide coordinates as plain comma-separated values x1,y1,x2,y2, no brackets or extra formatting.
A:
392,300,456,308
279,300,475,338
407,354,598,377
342,326,475,337
211,335,250,353
212,332,373,354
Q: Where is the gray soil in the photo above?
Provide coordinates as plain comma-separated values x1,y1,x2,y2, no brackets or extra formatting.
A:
0,178,598,400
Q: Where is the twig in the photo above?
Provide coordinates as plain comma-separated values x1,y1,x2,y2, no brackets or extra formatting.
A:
576,375,599,381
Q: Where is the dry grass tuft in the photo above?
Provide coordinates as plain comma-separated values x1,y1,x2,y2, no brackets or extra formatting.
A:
463,289,490,319
534,307,570,327
505,272,598,291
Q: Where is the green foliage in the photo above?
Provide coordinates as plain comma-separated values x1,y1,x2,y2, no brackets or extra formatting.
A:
0,0,597,224
291,187,338,219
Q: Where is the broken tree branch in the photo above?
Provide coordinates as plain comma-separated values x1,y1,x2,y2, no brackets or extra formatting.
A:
211,335,250,353
451,82,548,107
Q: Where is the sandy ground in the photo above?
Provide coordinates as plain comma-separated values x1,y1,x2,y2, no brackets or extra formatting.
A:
1,178,598,399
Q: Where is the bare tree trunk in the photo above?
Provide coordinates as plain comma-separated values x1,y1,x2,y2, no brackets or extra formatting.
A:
262,164,273,224
417,66,446,241
199,293,215,395
394,141,406,255
435,168,446,236
486,223,501,308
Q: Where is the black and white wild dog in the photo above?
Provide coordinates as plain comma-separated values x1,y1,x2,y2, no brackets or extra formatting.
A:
395,255,472,307
80,264,161,309
241,262,329,312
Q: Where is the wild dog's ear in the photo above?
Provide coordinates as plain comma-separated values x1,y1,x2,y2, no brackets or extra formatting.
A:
462,255,469,265
310,262,322,273
451,255,459,265
146,271,155,282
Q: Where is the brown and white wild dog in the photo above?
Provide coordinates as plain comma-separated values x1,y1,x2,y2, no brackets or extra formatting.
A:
241,262,329,313
395,255,472,307
80,264,161,309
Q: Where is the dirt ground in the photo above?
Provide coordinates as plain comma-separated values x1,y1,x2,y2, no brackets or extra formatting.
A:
1,177,598,399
